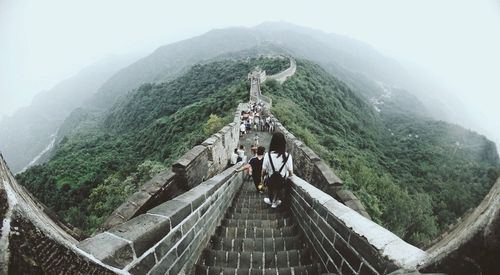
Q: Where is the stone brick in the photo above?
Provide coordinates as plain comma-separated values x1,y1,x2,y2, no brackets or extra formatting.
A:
326,213,351,242
109,213,170,256
155,228,182,260
181,212,199,234
317,216,336,243
341,260,356,275
348,232,388,273
128,251,156,275
140,171,174,195
169,246,191,275
102,214,126,229
314,203,328,219
335,236,362,272
326,259,339,274
337,190,358,204
358,262,379,275
77,233,134,269
150,248,177,275
177,229,195,256
172,145,209,189
148,199,191,228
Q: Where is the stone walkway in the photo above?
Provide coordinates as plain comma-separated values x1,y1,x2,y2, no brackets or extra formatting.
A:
195,181,323,274
238,129,273,160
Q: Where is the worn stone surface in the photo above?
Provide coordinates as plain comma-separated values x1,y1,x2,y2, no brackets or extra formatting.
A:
101,171,177,231
0,187,7,235
148,199,191,228
1,153,116,274
174,185,209,212
108,213,170,256
78,232,134,269
128,251,156,275
289,175,427,274
9,212,117,274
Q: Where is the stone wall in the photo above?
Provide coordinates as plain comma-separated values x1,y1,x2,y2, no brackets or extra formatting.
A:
78,165,243,275
102,103,245,230
270,116,371,219
0,153,118,275
288,175,426,275
267,58,296,84
420,177,500,275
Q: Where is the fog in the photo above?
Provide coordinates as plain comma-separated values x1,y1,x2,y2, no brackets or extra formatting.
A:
1,0,499,145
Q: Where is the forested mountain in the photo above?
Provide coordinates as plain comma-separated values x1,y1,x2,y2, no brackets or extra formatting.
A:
81,22,425,112
0,54,138,173
12,23,499,247
261,60,499,246
16,57,289,235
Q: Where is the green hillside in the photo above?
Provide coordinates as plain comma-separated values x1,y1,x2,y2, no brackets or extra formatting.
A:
262,60,499,246
16,57,289,235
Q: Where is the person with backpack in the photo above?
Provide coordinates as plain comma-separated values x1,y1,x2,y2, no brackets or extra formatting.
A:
236,146,266,192
262,132,293,208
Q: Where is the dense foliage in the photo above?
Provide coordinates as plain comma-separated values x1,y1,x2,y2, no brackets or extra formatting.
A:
261,60,499,246
16,57,286,235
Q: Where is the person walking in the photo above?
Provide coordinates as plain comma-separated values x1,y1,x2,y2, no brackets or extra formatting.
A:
237,146,266,192
262,132,293,208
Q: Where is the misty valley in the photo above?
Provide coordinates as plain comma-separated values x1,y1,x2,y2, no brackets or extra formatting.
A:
1,21,499,275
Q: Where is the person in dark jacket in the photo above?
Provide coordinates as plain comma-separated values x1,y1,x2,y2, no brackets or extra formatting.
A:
237,146,265,192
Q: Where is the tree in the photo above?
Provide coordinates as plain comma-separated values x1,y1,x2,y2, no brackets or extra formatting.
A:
203,114,225,136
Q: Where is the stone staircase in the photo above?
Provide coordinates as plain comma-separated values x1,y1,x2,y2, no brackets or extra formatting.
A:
195,180,324,274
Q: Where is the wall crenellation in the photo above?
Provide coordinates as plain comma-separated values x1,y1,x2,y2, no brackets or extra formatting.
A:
77,165,244,274
101,103,246,230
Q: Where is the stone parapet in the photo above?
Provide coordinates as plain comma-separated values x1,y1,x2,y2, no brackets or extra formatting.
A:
0,153,118,274
267,57,296,84
102,104,246,230
270,115,371,219
288,175,427,274
420,177,500,275
77,165,243,274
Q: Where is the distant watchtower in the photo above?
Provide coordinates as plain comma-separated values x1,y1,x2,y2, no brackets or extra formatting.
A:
247,66,266,83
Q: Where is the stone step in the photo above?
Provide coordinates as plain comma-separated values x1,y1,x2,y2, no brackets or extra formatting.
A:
236,197,276,203
199,248,315,269
195,263,323,275
235,193,266,199
227,206,288,214
222,218,293,228
226,211,289,220
210,236,305,252
231,201,278,209
215,225,298,239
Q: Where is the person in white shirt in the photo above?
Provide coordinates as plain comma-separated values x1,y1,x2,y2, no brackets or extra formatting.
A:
239,122,246,136
230,148,239,165
262,132,293,208
237,145,246,163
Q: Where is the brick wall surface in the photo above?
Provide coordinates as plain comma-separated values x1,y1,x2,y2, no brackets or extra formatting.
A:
102,104,246,230
288,176,426,275
78,165,244,275
270,115,371,219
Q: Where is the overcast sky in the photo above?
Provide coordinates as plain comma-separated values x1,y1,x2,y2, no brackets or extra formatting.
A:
1,0,499,143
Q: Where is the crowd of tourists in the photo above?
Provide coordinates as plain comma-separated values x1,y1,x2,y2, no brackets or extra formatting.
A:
239,102,275,136
231,102,293,209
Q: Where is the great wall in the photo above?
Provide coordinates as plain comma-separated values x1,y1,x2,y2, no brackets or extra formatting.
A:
0,57,499,275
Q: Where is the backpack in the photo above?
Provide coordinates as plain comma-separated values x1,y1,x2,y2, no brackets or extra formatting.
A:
267,152,289,189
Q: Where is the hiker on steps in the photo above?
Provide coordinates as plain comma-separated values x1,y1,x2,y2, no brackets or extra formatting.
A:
236,146,266,193
262,132,293,209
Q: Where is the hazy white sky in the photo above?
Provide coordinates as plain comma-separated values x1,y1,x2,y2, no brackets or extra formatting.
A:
1,0,499,142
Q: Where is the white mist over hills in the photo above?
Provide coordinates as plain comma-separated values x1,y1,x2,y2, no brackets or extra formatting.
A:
1,0,499,147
